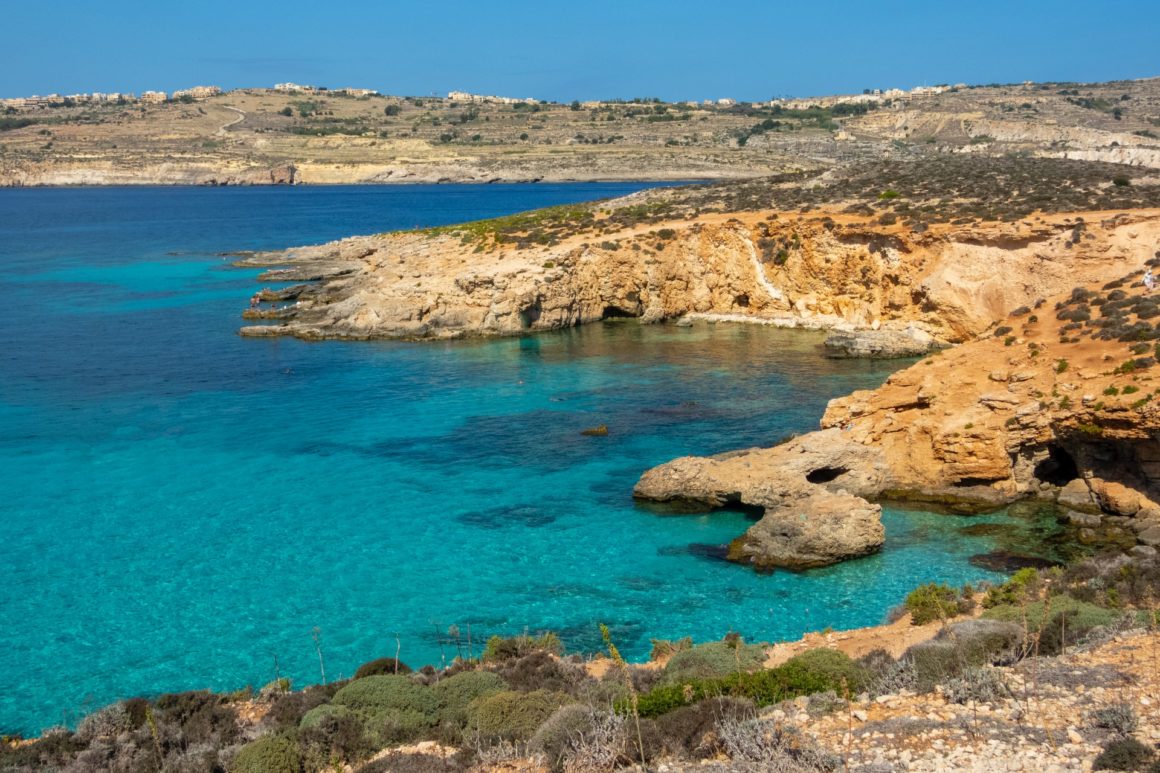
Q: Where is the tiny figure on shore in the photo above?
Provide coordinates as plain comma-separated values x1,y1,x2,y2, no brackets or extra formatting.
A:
249,293,260,309
1145,269,1155,293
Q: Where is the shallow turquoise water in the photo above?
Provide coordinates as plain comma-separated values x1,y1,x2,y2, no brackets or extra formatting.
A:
0,185,1021,734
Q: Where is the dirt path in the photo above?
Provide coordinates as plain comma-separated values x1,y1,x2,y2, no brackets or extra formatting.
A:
216,106,246,136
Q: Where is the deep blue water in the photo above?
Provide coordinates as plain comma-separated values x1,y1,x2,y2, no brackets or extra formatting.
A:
1,184,1022,735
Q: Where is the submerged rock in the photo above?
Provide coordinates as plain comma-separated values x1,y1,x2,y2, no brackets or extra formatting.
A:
580,424,609,437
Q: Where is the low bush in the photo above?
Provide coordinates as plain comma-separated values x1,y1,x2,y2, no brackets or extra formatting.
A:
661,639,766,684
635,648,866,717
466,689,569,742
490,650,586,694
331,674,437,717
982,568,1041,608
903,619,1023,691
904,583,966,624
154,689,239,745
1090,702,1139,735
529,704,603,771
650,637,693,660
1092,737,1155,771
264,684,340,729
431,670,508,727
983,594,1117,653
654,696,754,758
944,666,1010,704
298,706,375,765
353,657,411,679
299,703,353,729
232,734,302,773
482,632,563,662
717,716,841,769
75,702,133,743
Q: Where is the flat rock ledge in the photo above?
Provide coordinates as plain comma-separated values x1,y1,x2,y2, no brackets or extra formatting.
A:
823,324,949,359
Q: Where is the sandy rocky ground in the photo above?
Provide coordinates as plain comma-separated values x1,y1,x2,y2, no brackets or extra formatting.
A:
345,619,1160,773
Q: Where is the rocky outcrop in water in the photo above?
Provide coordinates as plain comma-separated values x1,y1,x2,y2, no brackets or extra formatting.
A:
636,253,1160,570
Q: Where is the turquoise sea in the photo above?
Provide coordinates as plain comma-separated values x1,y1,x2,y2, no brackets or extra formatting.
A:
0,184,1040,735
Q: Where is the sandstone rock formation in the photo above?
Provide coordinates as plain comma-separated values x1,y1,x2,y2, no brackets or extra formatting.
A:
636,254,1160,569
237,206,1160,346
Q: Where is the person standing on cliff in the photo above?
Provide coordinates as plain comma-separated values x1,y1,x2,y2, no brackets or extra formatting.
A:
1145,269,1155,293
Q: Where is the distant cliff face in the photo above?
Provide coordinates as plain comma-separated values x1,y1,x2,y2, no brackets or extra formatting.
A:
237,209,1160,346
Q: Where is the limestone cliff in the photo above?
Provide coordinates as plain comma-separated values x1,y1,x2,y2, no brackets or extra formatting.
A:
238,207,1160,347
636,249,1160,569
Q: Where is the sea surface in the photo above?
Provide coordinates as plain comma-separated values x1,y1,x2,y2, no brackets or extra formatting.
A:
0,184,1050,734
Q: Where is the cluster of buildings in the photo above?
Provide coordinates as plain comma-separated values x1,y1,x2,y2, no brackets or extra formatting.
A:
273,83,379,97
447,91,537,105
2,86,223,110
772,84,963,111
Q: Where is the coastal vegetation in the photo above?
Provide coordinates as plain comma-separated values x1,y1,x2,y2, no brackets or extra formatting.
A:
3,551,1156,772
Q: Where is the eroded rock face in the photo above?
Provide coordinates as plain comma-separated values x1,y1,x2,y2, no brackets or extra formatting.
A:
236,209,1160,343
727,491,884,570
637,254,1160,569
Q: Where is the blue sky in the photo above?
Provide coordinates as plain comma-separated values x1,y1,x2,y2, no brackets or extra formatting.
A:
3,0,1157,101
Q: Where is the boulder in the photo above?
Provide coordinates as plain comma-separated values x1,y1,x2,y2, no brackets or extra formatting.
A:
1089,478,1142,516
823,325,947,359
1057,478,1100,513
727,490,885,570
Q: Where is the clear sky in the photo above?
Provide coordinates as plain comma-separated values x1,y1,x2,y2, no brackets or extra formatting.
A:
3,0,1157,101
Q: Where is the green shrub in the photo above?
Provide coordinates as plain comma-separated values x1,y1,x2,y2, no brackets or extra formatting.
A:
1093,738,1154,771
299,703,353,729
466,689,569,741
331,674,437,716
982,568,1040,608
367,708,433,744
232,734,302,773
982,594,1116,639
432,670,508,727
482,632,563,662
660,639,765,684
297,706,374,764
353,657,411,679
904,583,961,624
774,648,868,696
634,648,865,717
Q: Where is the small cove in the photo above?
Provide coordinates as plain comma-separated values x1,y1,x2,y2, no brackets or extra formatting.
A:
0,184,1052,734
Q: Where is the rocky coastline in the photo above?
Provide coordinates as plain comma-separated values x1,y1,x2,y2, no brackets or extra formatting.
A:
234,157,1160,572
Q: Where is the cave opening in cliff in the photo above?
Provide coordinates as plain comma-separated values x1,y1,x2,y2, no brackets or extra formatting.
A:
806,466,848,484
1034,444,1079,486
601,305,638,320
